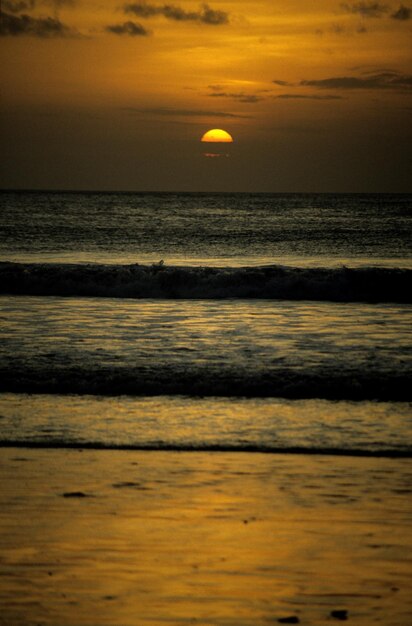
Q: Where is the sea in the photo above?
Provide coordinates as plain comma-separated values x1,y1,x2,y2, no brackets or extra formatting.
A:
0,191,411,457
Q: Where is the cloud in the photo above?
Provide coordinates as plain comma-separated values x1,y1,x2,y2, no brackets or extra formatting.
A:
3,0,36,12
340,2,389,17
341,1,411,21
276,94,344,100
391,4,411,19
199,4,228,24
124,2,159,17
124,106,250,119
300,70,412,90
2,1,76,16
208,91,263,103
0,11,74,36
123,2,229,25
273,79,293,86
106,21,150,36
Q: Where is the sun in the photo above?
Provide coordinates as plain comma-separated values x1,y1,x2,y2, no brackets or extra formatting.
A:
201,129,234,143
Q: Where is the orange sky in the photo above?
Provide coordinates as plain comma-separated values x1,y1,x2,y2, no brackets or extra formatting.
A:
1,1,411,191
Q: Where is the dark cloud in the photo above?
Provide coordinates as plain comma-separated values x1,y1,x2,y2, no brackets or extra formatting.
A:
123,2,229,25
3,0,35,12
106,21,150,36
0,11,74,36
124,106,250,119
124,2,159,17
200,4,228,24
391,3,411,19
340,2,388,17
276,94,344,100
273,79,292,86
341,1,411,20
301,71,412,90
208,91,262,103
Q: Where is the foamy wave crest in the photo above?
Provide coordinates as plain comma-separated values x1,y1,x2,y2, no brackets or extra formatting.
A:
0,262,411,302
0,364,409,401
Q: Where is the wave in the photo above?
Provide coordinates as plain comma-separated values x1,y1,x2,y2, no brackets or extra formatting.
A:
1,261,411,303
0,439,410,458
0,364,410,401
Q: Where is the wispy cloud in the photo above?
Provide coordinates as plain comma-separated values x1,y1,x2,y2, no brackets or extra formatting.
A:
0,11,75,36
208,91,263,103
106,21,150,36
272,70,412,100
123,2,229,25
276,94,344,100
300,71,412,90
340,2,389,17
391,3,411,19
124,106,250,119
273,80,293,87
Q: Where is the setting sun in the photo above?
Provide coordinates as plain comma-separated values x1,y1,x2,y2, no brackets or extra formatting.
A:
201,129,234,143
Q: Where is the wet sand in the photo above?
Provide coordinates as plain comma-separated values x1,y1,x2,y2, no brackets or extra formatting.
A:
0,448,411,625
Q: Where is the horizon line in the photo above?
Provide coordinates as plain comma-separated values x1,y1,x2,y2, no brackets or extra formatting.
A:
1,188,410,195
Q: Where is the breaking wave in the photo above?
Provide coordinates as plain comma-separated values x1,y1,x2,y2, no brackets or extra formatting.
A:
0,261,411,303
0,439,410,458
0,363,410,401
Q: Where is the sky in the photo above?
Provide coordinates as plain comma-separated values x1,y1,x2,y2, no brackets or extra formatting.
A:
1,0,411,192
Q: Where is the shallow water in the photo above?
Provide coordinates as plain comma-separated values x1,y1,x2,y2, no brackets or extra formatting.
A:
0,393,411,455
0,296,410,402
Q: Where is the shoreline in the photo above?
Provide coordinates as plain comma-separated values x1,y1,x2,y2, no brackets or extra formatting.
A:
1,448,412,625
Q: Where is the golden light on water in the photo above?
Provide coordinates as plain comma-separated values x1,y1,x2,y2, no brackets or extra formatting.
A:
201,129,234,143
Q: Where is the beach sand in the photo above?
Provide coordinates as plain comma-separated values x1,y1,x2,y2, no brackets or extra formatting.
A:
0,448,411,626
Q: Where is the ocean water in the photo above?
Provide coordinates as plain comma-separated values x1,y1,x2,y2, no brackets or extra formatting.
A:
0,191,411,455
